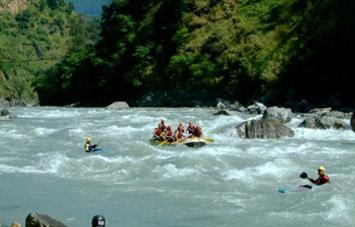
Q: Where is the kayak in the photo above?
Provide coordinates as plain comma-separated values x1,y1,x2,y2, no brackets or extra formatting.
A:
278,185,312,193
87,148,104,154
149,137,214,148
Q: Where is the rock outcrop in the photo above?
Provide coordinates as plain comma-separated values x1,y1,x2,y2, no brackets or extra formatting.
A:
351,113,355,132
262,106,293,123
300,116,348,130
25,213,67,227
0,0,29,15
106,101,129,110
236,119,295,139
247,102,267,114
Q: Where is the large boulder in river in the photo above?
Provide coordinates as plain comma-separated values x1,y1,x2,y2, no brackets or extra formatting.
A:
351,113,355,132
26,213,67,227
0,108,16,119
247,102,267,114
236,119,295,139
262,106,293,123
300,116,348,130
106,101,129,110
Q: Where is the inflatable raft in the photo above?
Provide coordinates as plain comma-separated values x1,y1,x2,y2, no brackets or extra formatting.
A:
149,137,213,148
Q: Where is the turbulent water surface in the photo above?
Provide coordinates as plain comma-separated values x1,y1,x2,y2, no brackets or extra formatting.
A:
0,107,354,226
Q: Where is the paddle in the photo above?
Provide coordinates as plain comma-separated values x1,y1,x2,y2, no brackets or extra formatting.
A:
299,172,308,179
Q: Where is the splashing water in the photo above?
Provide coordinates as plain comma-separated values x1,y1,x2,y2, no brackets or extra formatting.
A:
0,107,354,226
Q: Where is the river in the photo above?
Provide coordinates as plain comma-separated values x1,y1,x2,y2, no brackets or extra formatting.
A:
0,107,354,226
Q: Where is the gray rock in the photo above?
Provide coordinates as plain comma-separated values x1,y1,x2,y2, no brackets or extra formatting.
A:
300,116,348,130
247,102,267,114
25,213,67,227
0,97,10,107
236,119,295,139
1,108,11,116
325,110,352,119
213,109,232,116
262,106,293,123
309,107,332,116
351,113,355,132
0,108,15,118
299,117,317,128
215,101,227,110
106,101,129,110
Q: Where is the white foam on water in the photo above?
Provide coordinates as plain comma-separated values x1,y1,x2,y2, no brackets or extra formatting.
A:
153,163,200,179
33,127,58,136
322,195,352,225
221,158,295,184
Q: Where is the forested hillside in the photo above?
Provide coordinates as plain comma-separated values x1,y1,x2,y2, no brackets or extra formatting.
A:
0,0,98,105
3,0,355,107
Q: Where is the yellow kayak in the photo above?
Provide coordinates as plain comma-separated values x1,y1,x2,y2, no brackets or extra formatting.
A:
149,136,214,148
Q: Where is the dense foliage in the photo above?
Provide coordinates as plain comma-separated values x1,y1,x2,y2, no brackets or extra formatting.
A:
0,0,98,105
4,0,355,106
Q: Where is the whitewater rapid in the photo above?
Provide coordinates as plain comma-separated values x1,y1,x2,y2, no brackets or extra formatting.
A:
0,107,354,226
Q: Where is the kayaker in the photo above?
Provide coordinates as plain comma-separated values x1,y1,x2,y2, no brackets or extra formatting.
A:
158,118,167,131
84,137,98,153
164,125,175,142
305,166,330,186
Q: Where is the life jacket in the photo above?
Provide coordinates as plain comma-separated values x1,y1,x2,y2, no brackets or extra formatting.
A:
314,175,330,185
166,130,173,137
154,128,163,137
175,130,184,140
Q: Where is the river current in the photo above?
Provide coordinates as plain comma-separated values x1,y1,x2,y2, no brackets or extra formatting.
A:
0,107,354,226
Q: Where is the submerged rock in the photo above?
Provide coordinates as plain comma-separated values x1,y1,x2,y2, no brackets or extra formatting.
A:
262,106,293,123
26,213,67,227
236,119,294,139
106,101,129,110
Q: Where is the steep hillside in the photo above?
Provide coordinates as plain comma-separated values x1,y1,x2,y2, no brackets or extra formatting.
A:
35,0,355,106
0,0,29,14
0,0,98,106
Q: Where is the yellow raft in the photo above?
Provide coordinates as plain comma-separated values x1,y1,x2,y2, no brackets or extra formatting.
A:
149,136,214,148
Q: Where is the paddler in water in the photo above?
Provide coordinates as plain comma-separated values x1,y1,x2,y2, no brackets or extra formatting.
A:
300,166,330,186
84,137,98,153
307,166,330,185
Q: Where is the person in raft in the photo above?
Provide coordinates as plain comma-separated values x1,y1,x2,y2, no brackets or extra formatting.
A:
301,166,330,186
174,122,185,141
163,125,175,142
158,117,167,132
84,137,98,153
191,125,203,137
187,121,195,136
153,124,163,139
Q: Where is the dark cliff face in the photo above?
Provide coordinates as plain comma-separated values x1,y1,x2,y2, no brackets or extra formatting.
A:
0,0,29,14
